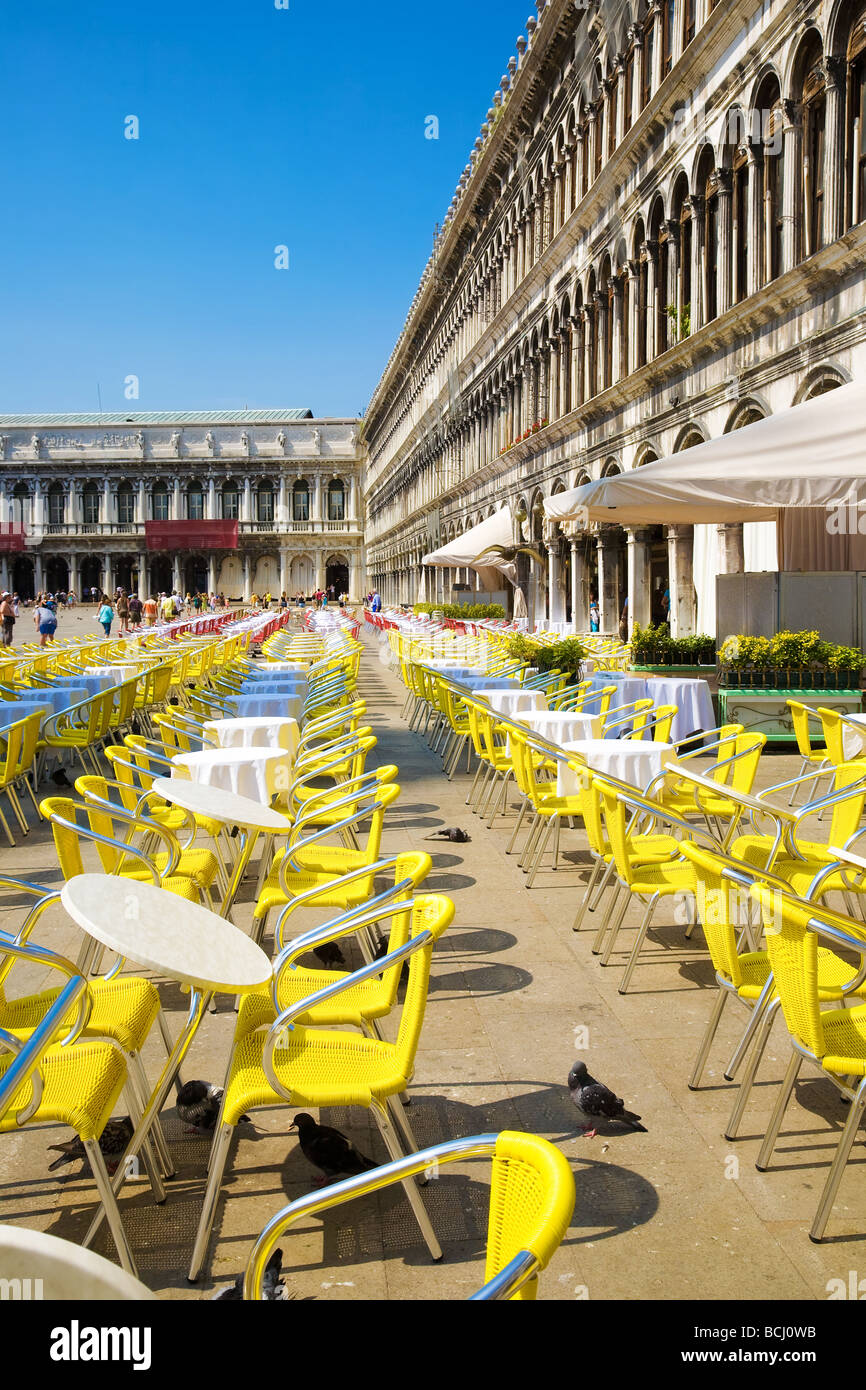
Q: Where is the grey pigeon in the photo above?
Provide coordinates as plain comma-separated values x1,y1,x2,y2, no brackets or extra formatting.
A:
48,1116,134,1173
567,1061,647,1138
212,1247,293,1301
425,827,471,843
177,1080,250,1132
289,1112,378,1186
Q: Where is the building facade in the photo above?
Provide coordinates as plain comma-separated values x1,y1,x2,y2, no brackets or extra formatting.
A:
0,411,364,601
363,0,866,635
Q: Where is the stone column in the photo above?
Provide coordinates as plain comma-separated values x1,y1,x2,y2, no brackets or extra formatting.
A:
687,194,705,330
583,305,594,399
102,479,112,531
172,555,182,593
823,59,844,246
651,0,664,91
611,279,624,384
575,129,585,205
313,474,322,524
242,477,252,523
137,479,146,526
625,528,652,635
315,553,325,590
569,539,589,631
279,548,290,594
780,102,801,273
172,478,181,522
587,112,598,186
626,259,641,374
208,477,217,521
546,543,559,622
630,25,644,126
558,329,570,414
563,145,574,219
34,554,44,594
715,169,733,314
208,556,217,593
68,554,79,598
666,524,696,638
538,343,550,422
243,552,252,598
643,239,658,360
746,147,762,296
596,531,620,634
570,315,582,406
615,55,627,146
717,523,745,575
104,552,114,595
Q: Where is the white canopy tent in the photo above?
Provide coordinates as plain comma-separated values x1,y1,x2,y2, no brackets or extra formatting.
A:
544,381,866,536
422,506,520,591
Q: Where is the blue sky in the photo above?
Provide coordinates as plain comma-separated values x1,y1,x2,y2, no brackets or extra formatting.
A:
0,0,531,418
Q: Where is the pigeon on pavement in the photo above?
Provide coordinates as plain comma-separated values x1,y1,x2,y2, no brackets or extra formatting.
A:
567,1061,647,1138
48,1116,134,1173
289,1113,378,1186
212,1247,293,1301
425,827,471,843
177,1080,250,1132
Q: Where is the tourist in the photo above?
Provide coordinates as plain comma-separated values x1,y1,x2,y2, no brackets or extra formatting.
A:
371,591,382,614
90,586,98,604
128,592,143,630
280,591,288,609
97,594,114,637
143,594,158,627
589,597,600,633
11,593,20,618
0,592,15,646
34,595,58,646
117,589,130,633
66,589,76,608
619,597,629,643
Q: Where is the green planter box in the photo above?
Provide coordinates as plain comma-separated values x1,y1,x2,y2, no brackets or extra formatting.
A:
719,689,862,742
631,664,717,677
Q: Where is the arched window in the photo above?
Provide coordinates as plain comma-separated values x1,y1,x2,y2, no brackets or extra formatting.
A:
756,77,784,284
600,257,613,391
186,481,204,521
327,479,346,522
587,272,598,397
696,147,718,321
624,37,635,133
652,203,670,354
642,9,655,109
47,483,66,527
151,483,170,521
117,481,135,525
257,482,275,524
82,482,100,526
619,266,629,381
594,94,604,181
607,68,618,160
662,0,676,77
673,177,692,333
221,481,240,520
797,33,827,258
846,5,866,227
683,0,696,48
635,218,648,367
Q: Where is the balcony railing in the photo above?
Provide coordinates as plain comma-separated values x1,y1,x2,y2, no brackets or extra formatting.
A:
25,518,362,542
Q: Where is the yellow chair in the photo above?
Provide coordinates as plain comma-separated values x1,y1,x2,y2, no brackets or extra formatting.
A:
596,777,697,993
39,688,116,780
188,892,455,1282
243,1129,575,1300
786,700,830,803
750,883,866,1241
0,712,42,845
0,936,144,1275
652,729,763,829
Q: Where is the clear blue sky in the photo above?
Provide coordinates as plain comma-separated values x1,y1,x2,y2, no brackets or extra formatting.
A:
0,0,531,419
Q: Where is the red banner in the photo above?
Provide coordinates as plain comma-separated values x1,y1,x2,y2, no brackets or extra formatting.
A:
144,521,238,552
0,524,26,553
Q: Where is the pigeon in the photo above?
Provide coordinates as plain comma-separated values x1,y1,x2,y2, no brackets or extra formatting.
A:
48,1116,134,1173
289,1113,378,1187
176,1080,250,1133
425,827,471,843
212,1247,294,1301
567,1061,647,1138
51,767,72,788
312,941,346,969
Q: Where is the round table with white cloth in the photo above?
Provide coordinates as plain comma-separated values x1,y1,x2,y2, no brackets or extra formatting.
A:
646,677,715,743
172,746,291,804
556,739,675,797
229,693,305,722
239,678,308,695
515,710,599,744
204,716,299,756
484,688,549,718
842,714,866,760
466,677,523,693
585,673,650,737
84,665,141,680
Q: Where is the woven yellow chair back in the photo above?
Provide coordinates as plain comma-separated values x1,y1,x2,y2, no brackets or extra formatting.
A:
485,1131,575,1300
393,894,455,1079
679,842,747,989
788,701,824,760
752,885,824,1056
39,796,89,880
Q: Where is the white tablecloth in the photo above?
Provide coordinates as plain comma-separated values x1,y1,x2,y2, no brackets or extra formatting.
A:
229,693,305,722
239,677,308,695
647,677,715,743
467,677,523,693
47,674,115,695
84,665,140,680
485,688,548,718
256,661,308,675
557,740,674,797
172,746,291,804
204,716,299,758
3,687,90,721
516,710,599,744
842,714,866,760
586,673,650,737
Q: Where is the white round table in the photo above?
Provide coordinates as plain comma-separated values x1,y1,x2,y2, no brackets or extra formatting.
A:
484,688,549,718
557,739,675,796
172,746,291,805
153,776,290,919
204,716,299,756
516,710,599,744
646,676,715,743
61,874,272,1248
0,1225,156,1301
842,714,866,760
229,693,305,721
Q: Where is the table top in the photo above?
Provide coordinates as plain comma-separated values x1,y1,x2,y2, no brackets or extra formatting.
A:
153,774,291,831
0,1225,156,1302
173,746,289,770
61,875,273,993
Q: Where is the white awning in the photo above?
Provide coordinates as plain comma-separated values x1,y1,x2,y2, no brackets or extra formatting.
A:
423,507,518,587
544,382,866,527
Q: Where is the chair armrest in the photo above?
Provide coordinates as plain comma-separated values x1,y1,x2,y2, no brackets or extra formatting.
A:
273,882,416,971
272,856,408,946
0,942,93,1126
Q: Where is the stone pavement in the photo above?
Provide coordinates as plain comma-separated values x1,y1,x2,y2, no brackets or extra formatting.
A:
1,609,863,1300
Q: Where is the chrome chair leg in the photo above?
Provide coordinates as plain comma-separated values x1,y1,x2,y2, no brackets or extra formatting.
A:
756,1050,803,1171
810,1078,866,1242
725,1000,779,1142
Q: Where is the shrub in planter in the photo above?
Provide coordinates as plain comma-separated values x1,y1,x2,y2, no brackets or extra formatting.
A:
534,637,588,682
506,634,542,664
